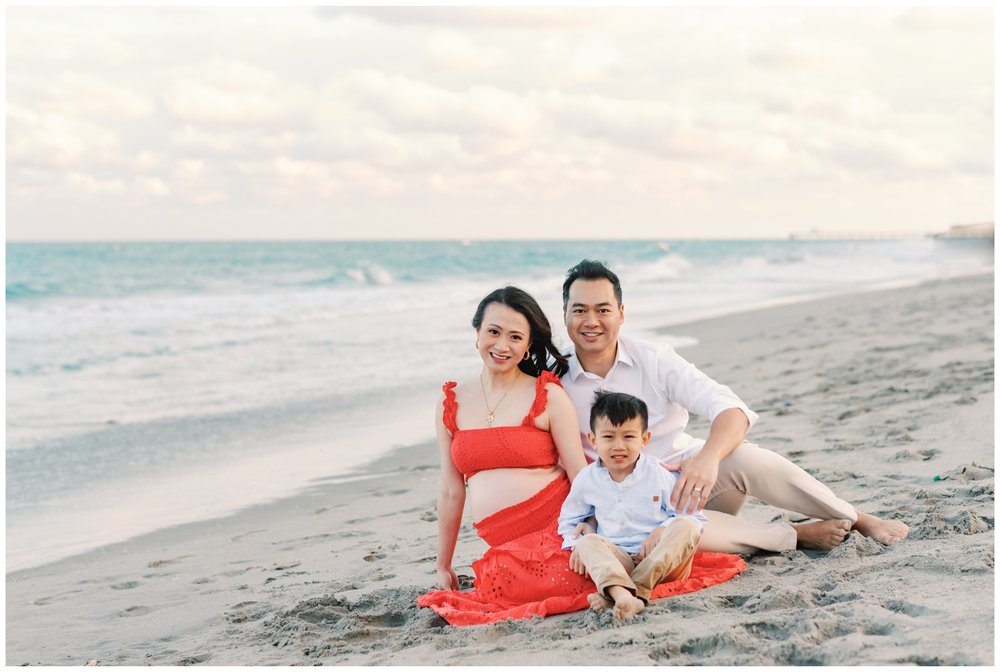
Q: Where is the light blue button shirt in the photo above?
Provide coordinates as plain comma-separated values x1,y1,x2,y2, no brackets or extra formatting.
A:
558,452,707,554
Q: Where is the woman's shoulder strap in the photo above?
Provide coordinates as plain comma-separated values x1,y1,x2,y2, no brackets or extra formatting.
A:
442,381,459,433
523,370,562,425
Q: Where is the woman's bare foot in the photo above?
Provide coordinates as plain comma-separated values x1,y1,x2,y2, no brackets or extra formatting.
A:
793,519,852,550
587,592,613,613
607,585,644,620
853,511,909,544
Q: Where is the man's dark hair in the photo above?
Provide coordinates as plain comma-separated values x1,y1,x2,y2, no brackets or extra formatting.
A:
590,390,648,432
562,259,623,310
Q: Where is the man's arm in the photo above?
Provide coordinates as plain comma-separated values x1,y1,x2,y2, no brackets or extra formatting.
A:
654,344,755,514
667,407,749,514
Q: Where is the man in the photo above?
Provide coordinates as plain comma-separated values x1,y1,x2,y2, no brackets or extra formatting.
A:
558,259,909,554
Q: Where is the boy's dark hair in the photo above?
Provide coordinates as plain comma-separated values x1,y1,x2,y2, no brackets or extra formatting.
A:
590,390,649,432
562,259,623,310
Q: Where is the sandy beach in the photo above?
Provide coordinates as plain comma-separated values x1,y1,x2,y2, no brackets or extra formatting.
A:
5,272,994,666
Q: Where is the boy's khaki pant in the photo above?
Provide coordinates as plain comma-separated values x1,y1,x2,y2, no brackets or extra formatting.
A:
697,441,859,554
572,519,700,603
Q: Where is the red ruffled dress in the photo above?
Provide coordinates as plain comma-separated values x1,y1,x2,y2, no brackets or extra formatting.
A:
416,371,745,626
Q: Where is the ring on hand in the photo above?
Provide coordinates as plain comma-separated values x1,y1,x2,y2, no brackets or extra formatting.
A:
692,487,703,493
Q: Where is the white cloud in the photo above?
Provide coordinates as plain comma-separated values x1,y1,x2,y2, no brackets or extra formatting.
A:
163,58,312,126
7,107,121,170
136,176,171,198
426,30,503,72
66,172,127,197
538,35,625,83
40,72,154,120
892,7,992,33
338,70,542,138
317,7,605,30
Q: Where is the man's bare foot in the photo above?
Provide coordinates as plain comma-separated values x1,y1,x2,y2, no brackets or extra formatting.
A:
607,586,644,620
587,592,613,613
853,511,909,544
794,519,852,550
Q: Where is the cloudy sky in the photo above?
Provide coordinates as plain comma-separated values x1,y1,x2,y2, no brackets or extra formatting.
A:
6,5,993,240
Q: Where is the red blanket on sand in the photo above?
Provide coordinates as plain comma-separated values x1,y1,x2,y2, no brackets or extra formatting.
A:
416,475,745,626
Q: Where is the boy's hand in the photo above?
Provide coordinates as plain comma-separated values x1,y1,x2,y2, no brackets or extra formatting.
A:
572,522,595,538
569,547,589,576
637,526,667,562
436,566,459,590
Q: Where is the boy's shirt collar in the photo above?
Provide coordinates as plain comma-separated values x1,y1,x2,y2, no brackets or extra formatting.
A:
595,451,648,485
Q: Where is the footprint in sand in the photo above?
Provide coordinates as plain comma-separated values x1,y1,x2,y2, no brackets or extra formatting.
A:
891,448,938,461
837,407,871,421
177,653,210,665
148,555,193,568
813,590,861,607
909,510,992,540
863,621,896,636
882,599,943,618
118,605,153,617
371,488,411,498
110,581,140,590
31,589,84,606
226,601,266,624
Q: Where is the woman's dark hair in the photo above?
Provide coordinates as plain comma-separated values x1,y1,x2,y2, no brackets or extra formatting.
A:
562,259,623,310
472,286,569,378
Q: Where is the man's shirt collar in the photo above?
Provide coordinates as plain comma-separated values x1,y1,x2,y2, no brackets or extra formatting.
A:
566,336,633,380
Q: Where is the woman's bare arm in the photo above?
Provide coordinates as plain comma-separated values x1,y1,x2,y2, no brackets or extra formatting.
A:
433,394,466,590
543,383,588,482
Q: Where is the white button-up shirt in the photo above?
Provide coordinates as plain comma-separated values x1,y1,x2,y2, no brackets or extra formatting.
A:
562,333,759,464
558,453,707,553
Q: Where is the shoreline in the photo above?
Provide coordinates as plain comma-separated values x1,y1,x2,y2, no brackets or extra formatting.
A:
6,273,994,666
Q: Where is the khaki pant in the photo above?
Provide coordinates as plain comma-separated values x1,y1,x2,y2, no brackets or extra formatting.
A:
697,441,858,554
571,519,700,603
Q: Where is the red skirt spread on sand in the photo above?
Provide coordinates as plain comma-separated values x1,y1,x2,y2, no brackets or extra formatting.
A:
416,475,746,626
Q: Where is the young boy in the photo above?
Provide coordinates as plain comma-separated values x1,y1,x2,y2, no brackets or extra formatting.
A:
558,391,706,620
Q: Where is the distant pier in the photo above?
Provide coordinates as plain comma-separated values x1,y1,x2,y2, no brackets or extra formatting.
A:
790,222,993,240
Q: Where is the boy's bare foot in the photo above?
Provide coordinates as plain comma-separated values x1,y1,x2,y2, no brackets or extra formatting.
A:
853,511,909,544
793,519,851,550
607,585,644,620
587,592,613,613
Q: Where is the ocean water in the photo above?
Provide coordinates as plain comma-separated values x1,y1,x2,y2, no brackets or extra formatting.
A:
5,238,994,570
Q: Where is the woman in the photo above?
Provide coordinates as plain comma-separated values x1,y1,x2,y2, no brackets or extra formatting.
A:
417,287,744,626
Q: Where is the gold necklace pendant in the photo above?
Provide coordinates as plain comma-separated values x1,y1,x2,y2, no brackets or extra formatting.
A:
480,371,518,425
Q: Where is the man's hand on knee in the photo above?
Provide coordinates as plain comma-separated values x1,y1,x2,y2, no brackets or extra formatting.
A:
664,453,720,514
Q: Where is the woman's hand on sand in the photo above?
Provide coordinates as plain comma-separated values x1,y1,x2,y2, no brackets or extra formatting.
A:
436,567,459,590
663,453,719,514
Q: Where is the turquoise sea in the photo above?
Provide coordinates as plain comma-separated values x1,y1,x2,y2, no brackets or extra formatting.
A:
5,238,994,570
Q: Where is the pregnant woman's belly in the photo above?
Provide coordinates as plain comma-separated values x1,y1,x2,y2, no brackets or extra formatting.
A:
467,466,564,523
